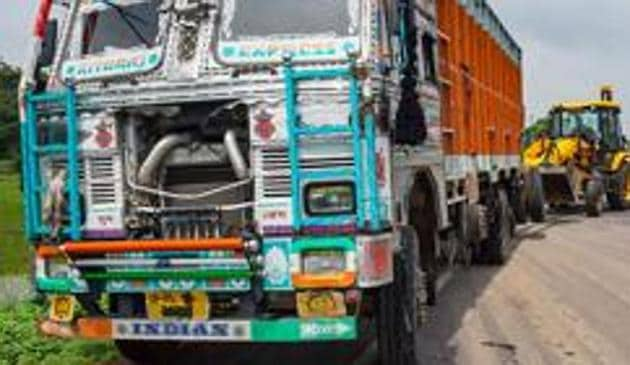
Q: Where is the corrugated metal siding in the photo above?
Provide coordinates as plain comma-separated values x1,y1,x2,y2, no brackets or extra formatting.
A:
438,0,524,158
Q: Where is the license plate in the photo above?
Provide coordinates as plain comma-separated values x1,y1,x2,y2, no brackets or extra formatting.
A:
49,295,75,323
146,292,210,320
297,291,347,318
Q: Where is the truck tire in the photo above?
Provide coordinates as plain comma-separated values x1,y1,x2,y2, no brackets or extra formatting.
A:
484,189,513,265
113,295,166,365
408,179,438,307
456,202,473,266
376,227,425,365
528,171,546,223
585,179,603,217
115,341,154,364
115,341,192,365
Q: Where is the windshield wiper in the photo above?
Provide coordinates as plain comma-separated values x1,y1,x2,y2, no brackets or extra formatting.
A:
99,0,153,47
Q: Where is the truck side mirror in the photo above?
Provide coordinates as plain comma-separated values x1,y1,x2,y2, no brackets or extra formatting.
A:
37,19,58,68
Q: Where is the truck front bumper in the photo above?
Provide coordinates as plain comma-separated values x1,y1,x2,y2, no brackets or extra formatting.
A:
40,316,358,343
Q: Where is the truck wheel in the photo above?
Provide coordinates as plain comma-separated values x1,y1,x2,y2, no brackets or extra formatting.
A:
115,341,153,364
484,189,513,265
113,295,150,364
456,202,473,266
408,180,438,307
528,172,546,223
376,227,425,365
115,341,193,365
585,179,603,217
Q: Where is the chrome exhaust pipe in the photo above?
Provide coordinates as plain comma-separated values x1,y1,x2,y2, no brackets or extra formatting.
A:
224,130,249,179
137,133,191,186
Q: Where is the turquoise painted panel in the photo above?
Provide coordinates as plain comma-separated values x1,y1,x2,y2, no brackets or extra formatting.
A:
251,317,357,342
292,236,355,253
262,239,293,291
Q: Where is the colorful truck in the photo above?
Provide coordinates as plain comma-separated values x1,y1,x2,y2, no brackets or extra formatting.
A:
19,0,523,363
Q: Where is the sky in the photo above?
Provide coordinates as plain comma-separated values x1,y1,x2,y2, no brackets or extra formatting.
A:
1,0,630,130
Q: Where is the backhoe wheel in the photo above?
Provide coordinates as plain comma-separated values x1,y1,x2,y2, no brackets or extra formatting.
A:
585,179,604,217
484,189,514,265
528,171,546,223
607,165,628,211
376,227,425,365
510,176,528,224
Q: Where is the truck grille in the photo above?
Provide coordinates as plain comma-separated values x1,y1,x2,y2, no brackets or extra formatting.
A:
300,154,354,170
86,155,121,206
259,147,291,198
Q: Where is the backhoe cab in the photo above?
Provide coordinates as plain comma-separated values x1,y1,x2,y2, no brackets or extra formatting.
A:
522,86,630,216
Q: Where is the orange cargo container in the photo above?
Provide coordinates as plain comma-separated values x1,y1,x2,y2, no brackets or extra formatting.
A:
437,0,524,168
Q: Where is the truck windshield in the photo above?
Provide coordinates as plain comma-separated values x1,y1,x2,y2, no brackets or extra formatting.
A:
220,0,360,40
82,0,160,55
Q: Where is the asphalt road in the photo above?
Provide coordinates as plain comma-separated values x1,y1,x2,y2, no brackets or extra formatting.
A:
417,211,630,365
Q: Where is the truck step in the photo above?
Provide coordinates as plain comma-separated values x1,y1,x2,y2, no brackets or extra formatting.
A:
35,145,68,155
295,125,352,136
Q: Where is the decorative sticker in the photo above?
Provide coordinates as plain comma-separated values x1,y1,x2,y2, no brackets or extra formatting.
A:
250,317,358,342
62,48,162,81
218,37,360,64
106,278,251,293
112,317,358,342
262,239,292,291
113,320,252,341
299,319,356,341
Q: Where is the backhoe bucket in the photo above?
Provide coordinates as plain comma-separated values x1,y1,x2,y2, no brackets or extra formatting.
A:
538,166,579,205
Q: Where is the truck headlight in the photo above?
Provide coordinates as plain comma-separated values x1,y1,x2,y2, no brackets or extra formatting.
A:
302,250,346,275
305,182,355,216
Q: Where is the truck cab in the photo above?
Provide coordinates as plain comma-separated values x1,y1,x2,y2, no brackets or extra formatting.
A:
21,0,525,363
21,0,439,360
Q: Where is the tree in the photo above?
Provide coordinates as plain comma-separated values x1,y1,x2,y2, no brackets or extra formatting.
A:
521,117,551,150
0,60,21,158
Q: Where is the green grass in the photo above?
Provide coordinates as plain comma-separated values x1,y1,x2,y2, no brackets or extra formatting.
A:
0,167,30,276
0,302,119,365
0,165,121,364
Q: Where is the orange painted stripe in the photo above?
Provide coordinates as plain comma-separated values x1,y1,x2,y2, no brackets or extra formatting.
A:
77,318,112,340
59,238,244,256
292,272,356,289
37,245,64,258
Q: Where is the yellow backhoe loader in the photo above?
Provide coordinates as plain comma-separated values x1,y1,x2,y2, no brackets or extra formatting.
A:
522,86,630,217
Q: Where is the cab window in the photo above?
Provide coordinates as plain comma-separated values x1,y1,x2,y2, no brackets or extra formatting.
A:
82,1,161,55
